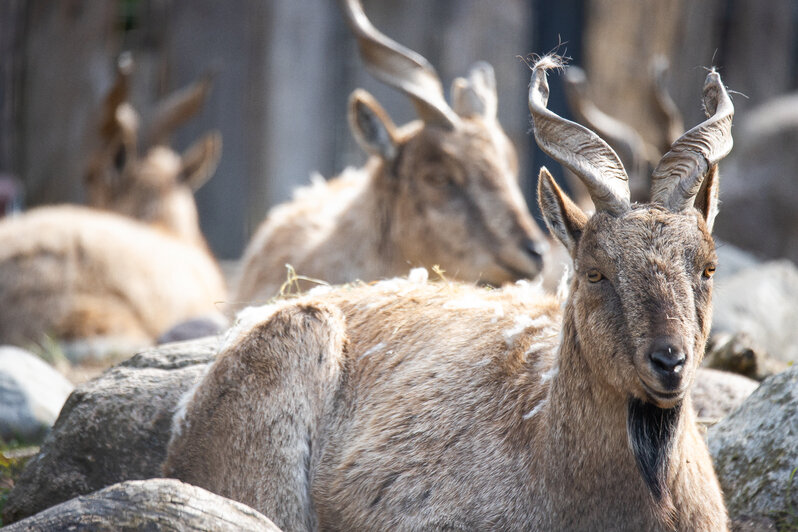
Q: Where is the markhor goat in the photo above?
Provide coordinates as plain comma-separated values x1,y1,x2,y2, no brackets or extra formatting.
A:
233,0,547,307
165,59,733,531
0,59,226,359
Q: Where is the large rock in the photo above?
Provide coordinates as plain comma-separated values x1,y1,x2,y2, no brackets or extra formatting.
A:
691,368,759,423
712,260,798,366
0,346,74,443
1,337,219,524
708,365,798,529
714,93,798,264
713,240,759,281
2,478,281,531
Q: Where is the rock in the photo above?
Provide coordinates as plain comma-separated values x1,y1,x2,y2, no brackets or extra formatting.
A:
1,337,219,524
712,260,798,365
0,346,74,443
704,332,788,380
2,478,281,531
156,313,229,344
714,240,760,281
708,365,798,529
691,368,758,423
715,93,798,264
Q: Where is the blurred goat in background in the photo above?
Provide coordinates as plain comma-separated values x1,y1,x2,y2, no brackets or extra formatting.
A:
0,56,226,363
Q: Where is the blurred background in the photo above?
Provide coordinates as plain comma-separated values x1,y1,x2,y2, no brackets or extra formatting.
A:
2,0,797,260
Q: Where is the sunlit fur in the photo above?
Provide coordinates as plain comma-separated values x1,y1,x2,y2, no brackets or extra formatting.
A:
0,82,225,357
233,100,546,309
166,195,728,531
0,206,225,354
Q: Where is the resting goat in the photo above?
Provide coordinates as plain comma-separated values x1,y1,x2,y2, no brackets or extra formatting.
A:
233,0,547,307
165,59,733,531
0,58,226,360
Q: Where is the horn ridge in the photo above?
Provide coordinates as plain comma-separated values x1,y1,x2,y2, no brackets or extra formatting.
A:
528,56,631,215
650,69,733,212
339,0,458,128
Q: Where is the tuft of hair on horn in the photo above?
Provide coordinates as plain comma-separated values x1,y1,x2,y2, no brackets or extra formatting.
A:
534,54,567,72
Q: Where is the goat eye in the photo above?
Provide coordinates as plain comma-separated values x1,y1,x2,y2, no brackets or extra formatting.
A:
586,269,604,283
702,265,716,278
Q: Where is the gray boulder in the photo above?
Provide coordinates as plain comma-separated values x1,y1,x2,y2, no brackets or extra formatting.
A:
156,312,228,345
0,345,74,443
712,260,798,366
2,478,281,531
691,368,759,423
709,365,798,529
714,240,760,281
715,93,798,264
1,337,219,525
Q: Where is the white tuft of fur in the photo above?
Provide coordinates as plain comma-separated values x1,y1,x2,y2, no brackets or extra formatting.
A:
224,302,285,353
523,400,547,420
524,342,551,357
556,263,572,304
359,342,386,360
504,314,535,347
306,284,334,297
514,278,545,300
443,295,505,322
407,267,429,284
540,365,559,383
170,361,213,441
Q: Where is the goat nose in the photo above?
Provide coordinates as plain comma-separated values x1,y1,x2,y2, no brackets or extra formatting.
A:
648,344,686,375
522,238,547,266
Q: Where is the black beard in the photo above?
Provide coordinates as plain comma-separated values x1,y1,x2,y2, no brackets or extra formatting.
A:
626,397,682,502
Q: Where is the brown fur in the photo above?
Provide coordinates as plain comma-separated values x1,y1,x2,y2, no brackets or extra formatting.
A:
0,206,225,353
167,62,730,531
166,192,728,529
0,69,225,357
234,111,545,308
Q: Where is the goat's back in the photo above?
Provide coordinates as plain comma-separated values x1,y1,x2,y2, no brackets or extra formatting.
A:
234,167,376,307
178,278,561,529
0,205,226,356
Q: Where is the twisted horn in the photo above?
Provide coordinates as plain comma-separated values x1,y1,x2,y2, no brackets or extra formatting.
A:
528,57,630,215
147,72,214,146
650,69,733,212
339,0,458,128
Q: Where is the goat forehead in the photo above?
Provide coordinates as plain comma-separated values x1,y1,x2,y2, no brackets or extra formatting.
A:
584,208,712,272
421,119,505,159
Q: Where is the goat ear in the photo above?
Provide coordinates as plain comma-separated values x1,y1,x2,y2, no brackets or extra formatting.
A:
451,62,498,121
180,131,222,191
537,167,588,256
348,89,399,161
694,164,720,232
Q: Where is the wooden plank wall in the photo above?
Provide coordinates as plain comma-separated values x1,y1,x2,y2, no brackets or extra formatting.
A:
3,1,797,258
582,0,798,152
